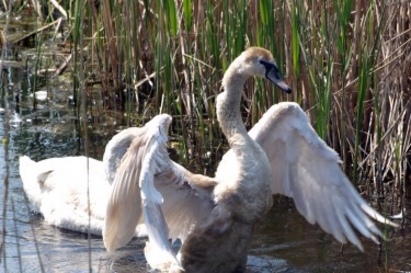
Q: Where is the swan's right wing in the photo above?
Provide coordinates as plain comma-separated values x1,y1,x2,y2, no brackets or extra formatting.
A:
103,114,216,268
249,102,397,251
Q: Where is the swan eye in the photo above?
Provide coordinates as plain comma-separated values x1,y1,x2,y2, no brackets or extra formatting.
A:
259,60,279,74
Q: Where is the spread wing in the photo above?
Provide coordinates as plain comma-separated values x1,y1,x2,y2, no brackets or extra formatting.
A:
103,114,216,268
249,102,397,251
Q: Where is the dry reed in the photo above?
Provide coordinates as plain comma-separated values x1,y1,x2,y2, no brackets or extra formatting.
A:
82,0,411,206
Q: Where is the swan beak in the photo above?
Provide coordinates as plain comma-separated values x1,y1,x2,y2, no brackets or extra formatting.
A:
260,60,292,93
266,68,292,93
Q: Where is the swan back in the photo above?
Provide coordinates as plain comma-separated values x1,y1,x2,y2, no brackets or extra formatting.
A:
19,155,109,235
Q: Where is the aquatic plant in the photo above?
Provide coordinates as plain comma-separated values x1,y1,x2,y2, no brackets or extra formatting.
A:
82,0,410,204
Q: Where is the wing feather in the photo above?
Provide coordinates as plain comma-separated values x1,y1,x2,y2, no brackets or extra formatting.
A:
249,102,397,250
103,114,215,269
104,148,142,252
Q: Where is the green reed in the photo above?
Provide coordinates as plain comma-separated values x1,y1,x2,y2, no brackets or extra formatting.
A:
65,0,410,200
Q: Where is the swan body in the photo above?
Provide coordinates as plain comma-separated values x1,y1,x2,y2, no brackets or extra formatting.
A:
19,128,147,237
19,156,109,235
102,47,397,273
19,47,397,273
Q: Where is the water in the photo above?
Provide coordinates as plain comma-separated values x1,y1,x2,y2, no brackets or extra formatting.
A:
252,199,411,273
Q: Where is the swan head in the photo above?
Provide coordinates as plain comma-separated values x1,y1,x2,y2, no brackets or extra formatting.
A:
235,47,292,93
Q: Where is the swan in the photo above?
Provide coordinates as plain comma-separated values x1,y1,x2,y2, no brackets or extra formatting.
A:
19,127,148,237
101,47,397,273
19,47,397,272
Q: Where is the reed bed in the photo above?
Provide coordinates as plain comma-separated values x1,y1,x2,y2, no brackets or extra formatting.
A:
68,0,411,205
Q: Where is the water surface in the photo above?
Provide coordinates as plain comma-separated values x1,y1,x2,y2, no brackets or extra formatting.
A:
1,82,409,273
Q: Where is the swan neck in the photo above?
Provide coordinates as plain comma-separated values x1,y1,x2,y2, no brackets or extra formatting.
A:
217,65,249,143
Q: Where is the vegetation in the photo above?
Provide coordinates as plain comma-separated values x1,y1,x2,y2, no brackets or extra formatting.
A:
65,0,411,205
1,0,408,207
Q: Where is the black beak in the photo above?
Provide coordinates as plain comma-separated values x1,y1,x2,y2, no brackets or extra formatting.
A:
260,60,292,94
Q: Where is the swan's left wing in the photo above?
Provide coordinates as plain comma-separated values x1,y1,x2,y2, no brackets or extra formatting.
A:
249,102,397,251
103,114,215,269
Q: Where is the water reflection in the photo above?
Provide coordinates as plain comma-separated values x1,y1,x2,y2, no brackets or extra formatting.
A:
253,198,411,273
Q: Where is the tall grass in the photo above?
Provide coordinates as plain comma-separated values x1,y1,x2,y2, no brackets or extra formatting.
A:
85,0,409,202
20,0,410,203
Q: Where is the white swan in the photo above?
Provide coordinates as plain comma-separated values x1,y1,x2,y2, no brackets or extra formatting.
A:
19,47,397,273
19,127,147,237
102,47,397,273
